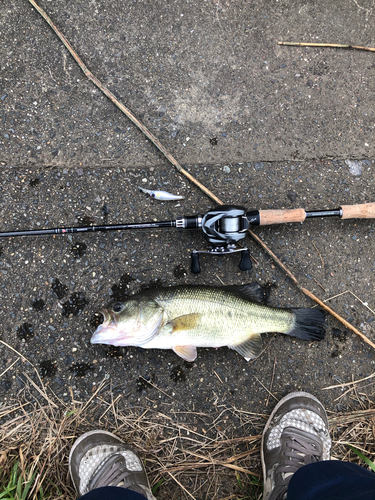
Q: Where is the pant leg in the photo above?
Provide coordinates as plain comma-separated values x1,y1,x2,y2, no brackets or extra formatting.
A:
287,460,375,500
79,486,147,500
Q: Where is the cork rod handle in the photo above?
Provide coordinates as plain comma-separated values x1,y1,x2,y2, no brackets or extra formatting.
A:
340,203,375,219
258,208,306,226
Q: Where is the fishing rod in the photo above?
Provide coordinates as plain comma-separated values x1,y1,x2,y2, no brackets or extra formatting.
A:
1,202,374,273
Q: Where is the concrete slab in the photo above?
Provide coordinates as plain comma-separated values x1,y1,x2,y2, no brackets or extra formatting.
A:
1,0,375,167
0,159,374,410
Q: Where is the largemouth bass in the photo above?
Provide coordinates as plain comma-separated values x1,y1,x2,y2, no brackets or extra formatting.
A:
91,283,325,362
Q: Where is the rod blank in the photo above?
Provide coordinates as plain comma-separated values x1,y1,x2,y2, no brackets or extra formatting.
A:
1,202,374,239
0,221,174,238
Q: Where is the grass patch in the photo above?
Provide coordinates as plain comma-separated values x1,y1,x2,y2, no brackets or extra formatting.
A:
348,445,375,472
0,376,265,499
1,373,375,499
0,460,52,500
236,472,263,500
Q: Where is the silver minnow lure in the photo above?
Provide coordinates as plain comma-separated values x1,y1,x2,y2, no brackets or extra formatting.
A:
138,186,184,200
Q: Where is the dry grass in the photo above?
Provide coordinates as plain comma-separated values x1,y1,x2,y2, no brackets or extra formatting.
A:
0,375,265,500
1,374,375,500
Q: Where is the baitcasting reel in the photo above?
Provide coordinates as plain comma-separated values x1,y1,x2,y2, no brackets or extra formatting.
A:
185,205,252,274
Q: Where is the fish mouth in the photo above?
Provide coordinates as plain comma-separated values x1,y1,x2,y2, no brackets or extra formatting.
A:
90,305,163,347
99,308,116,324
90,308,146,346
91,308,123,345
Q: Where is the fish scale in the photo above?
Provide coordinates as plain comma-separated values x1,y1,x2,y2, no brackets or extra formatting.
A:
144,286,295,344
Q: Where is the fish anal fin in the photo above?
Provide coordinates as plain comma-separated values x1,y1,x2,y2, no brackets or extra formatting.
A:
167,313,201,333
173,345,197,362
223,283,265,303
230,334,262,361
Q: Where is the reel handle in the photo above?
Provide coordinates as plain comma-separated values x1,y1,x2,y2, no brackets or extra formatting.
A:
239,249,252,271
190,247,252,274
191,251,201,274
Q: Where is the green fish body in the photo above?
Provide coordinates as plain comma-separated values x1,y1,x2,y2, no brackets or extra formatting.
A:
91,284,325,362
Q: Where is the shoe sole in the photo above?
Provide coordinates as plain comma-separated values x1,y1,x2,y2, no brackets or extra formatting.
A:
260,391,327,479
69,429,125,492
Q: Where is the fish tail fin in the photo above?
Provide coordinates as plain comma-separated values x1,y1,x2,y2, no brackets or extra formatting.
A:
288,308,326,341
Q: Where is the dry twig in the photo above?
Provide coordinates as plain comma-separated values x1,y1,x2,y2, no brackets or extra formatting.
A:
278,41,375,52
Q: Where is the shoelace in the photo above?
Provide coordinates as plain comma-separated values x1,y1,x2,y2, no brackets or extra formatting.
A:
272,431,320,500
88,453,145,494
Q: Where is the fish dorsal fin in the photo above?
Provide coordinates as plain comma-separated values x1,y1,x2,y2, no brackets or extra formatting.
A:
230,334,262,361
166,313,201,333
173,345,197,362
222,283,265,303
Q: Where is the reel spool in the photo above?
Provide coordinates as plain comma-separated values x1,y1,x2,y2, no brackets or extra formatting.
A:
190,205,252,274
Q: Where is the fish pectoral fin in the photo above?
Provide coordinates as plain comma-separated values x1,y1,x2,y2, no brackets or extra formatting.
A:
173,345,197,362
166,313,201,333
230,334,262,361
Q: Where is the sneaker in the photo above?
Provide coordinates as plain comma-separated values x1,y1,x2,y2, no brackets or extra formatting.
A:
69,430,155,499
261,391,331,500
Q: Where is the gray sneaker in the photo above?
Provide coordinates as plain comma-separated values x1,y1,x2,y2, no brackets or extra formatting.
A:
69,430,156,499
261,391,331,500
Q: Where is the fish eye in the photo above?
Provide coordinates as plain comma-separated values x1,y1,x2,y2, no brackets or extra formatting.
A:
113,302,124,313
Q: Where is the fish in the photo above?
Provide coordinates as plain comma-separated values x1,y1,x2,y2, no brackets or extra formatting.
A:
138,186,184,200
91,283,325,362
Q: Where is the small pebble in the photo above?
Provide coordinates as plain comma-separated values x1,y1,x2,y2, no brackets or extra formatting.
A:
345,160,362,176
